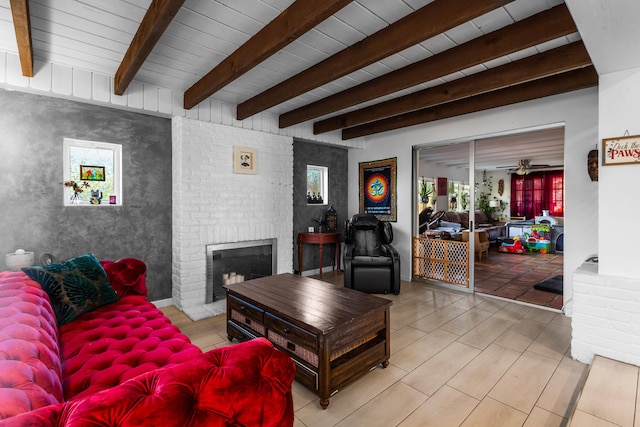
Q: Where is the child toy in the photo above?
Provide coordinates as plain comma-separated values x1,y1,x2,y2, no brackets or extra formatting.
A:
527,224,551,253
499,235,525,254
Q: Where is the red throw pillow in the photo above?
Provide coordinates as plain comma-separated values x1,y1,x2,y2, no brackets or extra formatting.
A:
100,258,147,297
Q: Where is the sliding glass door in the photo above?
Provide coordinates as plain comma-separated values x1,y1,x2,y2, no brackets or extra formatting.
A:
414,126,565,310
413,140,476,292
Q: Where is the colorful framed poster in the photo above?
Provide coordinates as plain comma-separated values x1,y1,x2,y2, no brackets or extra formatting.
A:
80,165,105,181
359,157,397,221
602,134,640,165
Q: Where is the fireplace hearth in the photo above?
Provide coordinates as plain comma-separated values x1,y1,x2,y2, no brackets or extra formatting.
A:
206,239,276,303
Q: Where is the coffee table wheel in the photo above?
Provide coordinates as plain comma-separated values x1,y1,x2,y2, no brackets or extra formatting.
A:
382,360,390,368
227,334,234,341
320,398,330,410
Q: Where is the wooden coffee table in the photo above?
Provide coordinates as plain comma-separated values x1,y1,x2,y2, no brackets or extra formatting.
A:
224,273,392,409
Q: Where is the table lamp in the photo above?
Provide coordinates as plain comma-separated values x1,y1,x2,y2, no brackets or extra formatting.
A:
489,200,500,220
5,249,35,271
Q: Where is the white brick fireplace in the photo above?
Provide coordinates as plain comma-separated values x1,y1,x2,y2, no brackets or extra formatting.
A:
172,117,293,320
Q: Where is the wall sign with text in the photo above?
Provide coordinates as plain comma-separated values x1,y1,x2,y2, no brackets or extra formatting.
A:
602,134,640,166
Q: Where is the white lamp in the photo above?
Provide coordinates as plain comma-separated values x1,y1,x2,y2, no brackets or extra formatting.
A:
5,249,35,271
489,200,500,220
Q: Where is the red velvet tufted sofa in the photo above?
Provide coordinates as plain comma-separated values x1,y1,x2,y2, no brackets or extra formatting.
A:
0,258,295,426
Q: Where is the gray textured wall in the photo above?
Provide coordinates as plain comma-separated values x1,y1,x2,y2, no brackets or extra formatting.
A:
0,89,172,300
293,140,348,273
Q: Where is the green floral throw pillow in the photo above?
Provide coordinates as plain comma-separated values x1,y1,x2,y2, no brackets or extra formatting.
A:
22,253,119,326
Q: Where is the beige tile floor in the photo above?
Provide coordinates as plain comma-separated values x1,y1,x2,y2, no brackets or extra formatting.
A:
569,355,640,427
163,274,599,427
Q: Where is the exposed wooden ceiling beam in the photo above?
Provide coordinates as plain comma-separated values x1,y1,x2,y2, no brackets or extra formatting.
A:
184,0,354,110
114,0,185,96
281,4,576,128
342,66,598,140
314,41,591,134
236,0,514,121
10,0,33,77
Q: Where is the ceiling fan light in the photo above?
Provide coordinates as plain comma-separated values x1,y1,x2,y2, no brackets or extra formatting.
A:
514,159,531,175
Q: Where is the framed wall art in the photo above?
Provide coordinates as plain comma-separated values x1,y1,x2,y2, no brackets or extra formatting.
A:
437,177,447,196
233,146,257,174
80,165,105,181
359,157,397,221
602,134,640,166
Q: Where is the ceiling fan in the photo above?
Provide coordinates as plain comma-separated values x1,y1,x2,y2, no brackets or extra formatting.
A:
496,159,562,175
514,159,532,175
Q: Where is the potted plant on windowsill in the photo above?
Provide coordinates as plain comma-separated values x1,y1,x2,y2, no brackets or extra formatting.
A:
460,192,469,210
419,177,434,204
64,180,90,204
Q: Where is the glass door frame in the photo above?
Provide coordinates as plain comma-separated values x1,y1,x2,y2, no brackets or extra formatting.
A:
413,123,566,301
412,140,476,292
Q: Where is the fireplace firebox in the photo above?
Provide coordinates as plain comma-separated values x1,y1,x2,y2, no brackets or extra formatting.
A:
206,239,276,302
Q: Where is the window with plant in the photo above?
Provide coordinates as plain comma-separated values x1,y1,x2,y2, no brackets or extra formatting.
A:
63,138,122,206
419,177,434,206
306,165,328,204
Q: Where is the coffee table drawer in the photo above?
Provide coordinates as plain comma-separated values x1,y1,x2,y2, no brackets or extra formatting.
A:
228,295,264,328
268,329,319,367
266,313,317,351
292,359,318,391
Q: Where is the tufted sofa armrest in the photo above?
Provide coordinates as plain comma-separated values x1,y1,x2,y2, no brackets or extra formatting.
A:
0,272,63,420
0,337,296,427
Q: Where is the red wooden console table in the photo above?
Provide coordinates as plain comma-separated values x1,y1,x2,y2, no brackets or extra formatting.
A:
297,232,341,277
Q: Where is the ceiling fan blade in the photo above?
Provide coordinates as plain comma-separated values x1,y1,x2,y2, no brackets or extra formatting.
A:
530,164,562,169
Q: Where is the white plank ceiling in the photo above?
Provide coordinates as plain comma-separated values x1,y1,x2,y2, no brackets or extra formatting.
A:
1,0,570,115
418,126,566,172
2,0,638,167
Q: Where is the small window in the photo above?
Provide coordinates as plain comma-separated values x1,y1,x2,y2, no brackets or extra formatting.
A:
63,138,122,206
307,165,328,204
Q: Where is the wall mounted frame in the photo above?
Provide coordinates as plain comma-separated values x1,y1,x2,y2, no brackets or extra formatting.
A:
602,134,640,166
359,157,397,221
80,165,105,181
233,146,257,174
